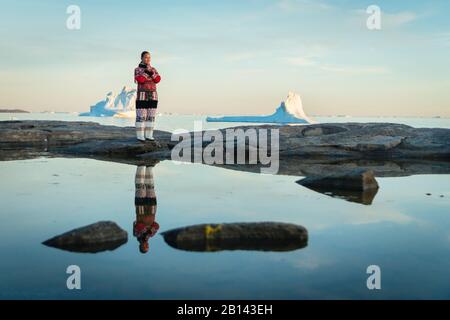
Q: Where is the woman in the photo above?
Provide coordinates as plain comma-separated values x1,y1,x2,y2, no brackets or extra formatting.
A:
134,51,161,141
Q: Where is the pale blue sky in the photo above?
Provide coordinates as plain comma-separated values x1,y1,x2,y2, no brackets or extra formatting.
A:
0,0,449,116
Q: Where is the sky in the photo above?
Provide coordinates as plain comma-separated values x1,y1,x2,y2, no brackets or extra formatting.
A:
0,0,449,117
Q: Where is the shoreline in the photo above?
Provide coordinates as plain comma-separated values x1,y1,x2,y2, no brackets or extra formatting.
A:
0,120,449,178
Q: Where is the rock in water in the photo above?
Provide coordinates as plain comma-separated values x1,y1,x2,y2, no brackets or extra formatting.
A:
161,222,308,252
296,169,379,205
42,221,128,253
297,169,379,191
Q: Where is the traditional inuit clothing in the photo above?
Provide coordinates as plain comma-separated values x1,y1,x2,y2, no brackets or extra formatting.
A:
134,63,161,141
134,165,159,253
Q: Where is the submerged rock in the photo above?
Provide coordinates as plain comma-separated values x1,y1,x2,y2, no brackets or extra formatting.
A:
42,221,128,253
296,169,379,205
297,169,379,191
161,222,308,252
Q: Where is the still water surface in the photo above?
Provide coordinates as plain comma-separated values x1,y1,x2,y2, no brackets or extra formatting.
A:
0,113,449,299
0,158,449,299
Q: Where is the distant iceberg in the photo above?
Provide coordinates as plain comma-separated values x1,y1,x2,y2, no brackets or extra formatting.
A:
207,92,317,124
80,86,137,117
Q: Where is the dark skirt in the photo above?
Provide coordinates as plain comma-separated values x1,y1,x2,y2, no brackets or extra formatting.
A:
136,99,158,109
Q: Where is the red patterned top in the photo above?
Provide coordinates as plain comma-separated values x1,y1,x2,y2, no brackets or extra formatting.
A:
134,63,161,93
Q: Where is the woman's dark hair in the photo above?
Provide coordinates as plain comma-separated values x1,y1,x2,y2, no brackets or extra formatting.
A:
141,51,150,59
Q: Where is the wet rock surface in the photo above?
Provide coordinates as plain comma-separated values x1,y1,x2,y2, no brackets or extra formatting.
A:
161,222,308,252
297,169,379,191
296,169,380,205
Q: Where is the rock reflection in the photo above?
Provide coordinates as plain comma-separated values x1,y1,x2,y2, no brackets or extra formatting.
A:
296,169,380,205
300,185,379,205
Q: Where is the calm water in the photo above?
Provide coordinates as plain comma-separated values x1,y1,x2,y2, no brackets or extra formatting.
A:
0,114,449,299
1,112,450,131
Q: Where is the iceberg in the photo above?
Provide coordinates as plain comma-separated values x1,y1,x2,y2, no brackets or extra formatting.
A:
206,92,317,124
80,86,137,117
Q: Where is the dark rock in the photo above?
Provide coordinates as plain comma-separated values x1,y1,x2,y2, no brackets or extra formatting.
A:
296,169,380,205
42,221,128,253
161,222,308,252
276,122,450,159
297,168,379,191
302,125,348,136
0,120,171,152
0,109,29,113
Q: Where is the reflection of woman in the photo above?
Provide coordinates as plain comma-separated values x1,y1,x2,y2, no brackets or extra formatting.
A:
134,165,159,254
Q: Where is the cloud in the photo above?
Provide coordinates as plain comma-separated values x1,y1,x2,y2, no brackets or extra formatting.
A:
319,65,390,75
284,43,330,67
434,32,450,47
286,55,389,75
286,56,317,66
383,11,417,27
277,0,332,12
224,52,257,62
156,53,183,65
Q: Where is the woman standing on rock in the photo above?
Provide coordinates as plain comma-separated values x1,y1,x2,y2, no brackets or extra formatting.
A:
134,51,161,141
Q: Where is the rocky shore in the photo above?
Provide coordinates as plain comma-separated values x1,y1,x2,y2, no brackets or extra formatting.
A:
1,120,449,177
0,109,29,113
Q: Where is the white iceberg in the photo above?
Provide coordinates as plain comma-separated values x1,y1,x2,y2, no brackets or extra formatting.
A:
80,86,137,117
206,92,317,124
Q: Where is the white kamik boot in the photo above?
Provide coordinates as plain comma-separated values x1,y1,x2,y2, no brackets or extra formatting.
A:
144,121,155,141
136,121,145,141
